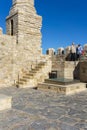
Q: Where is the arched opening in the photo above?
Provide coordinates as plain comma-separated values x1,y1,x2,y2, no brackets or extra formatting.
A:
11,19,13,35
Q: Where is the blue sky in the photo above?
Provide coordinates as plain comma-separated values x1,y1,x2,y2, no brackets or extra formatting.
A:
0,0,87,53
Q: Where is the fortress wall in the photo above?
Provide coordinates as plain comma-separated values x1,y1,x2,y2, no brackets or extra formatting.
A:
0,34,42,87
0,0,50,88
0,35,16,87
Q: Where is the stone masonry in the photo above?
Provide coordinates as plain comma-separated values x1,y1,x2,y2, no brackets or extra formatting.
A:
6,0,42,56
80,56,87,82
0,32,16,87
46,45,87,81
0,0,51,87
46,48,80,80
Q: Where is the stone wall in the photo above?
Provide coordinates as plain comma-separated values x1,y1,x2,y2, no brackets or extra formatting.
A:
80,61,87,82
0,0,52,87
46,45,87,81
6,14,18,36
6,0,42,57
0,34,16,87
0,33,44,87
6,0,43,82
50,55,80,80
80,57,87,82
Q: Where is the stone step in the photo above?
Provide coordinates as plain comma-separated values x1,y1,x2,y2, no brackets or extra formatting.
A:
35,66,42,69
15,62,47,88
29,71,37,74
23,75,33,78
17,79,37,88
38,64,44,68
16,81,26,88
30,70,37,73
0,94,12,110
38,62,45,66
26,71,37,76
19,78,27,82
37,82,87,95
16,81,25,85
34,68,41,72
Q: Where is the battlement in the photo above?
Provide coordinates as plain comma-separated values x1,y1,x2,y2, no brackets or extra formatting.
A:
46,44,87,61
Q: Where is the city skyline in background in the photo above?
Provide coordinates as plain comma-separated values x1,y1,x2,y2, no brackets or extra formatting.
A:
0,0,87,53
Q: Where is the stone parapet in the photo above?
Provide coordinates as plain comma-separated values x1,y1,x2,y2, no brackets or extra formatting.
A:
46,48,55,56
57,47,64,55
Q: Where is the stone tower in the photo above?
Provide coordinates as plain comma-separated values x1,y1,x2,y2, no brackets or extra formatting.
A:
6,0,42,56
0,0,51,88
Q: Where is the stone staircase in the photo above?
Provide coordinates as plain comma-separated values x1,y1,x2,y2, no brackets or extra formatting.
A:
16,62,51,88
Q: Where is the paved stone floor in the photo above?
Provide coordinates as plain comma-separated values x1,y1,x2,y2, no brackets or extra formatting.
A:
0,87,87,130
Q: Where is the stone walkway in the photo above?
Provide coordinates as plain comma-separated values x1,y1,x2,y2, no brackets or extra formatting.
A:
0,87,87,130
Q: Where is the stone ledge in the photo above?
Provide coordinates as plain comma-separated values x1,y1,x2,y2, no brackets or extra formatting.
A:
0,94,12,110
37,82,87,95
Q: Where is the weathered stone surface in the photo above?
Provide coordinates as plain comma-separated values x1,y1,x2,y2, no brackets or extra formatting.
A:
46,48,55,56
0,0,51,88
80,61,87,82
38,82,86,95
57,47,64,55
0,87,87,129
0,35,16,87
0,94,12,110
51,60,79,80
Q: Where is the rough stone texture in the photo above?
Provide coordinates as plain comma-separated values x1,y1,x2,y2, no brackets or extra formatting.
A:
80,61,87,82
57,47,64,55
0,87,87,130
38,81,86,95
6,0,42,56
47,45,87,82
16,57,52,88
0,34,16,87
51,55,79,80
0,0,51,87
6,0,43,65
46,48,55,56
0,94,12,110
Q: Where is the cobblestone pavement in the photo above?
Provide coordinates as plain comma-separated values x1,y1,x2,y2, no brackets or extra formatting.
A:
0,87,87,130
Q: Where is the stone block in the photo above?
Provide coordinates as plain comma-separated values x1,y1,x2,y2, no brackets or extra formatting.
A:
65,83,86,95
0,94,12,110
38,82,87,95
80,61,87,82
